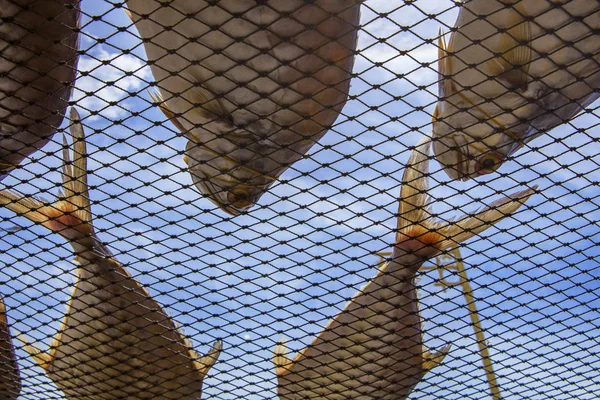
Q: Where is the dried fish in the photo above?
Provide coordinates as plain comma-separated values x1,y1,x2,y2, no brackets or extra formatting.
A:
0,0,80,181
432,0,600,179
274,136,536,399
126,0,359,214
0,109,221,399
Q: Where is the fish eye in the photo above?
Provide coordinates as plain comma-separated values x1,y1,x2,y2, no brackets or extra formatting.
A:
227,189,251,209
475,153,502,175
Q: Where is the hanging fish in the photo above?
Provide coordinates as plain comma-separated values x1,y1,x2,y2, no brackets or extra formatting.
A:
273,136,536,399
0,295,21,400
432,0,600,180
125,0,360,215
0,0,80,181
0,109,222,399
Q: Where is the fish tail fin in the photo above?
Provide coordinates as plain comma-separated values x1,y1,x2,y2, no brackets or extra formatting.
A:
395,135,536,259
16,333,53,370
0,108,94,244
193,339,223,378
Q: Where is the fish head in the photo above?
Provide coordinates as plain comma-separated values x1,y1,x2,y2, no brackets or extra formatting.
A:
184,141,275,216
150,89,277,215
432,101,522,181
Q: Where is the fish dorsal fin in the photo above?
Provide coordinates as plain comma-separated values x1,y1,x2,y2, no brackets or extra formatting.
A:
181,71,232,125
149,90,187,133
422,344,451,372
437,29,456,100
488,3,532,90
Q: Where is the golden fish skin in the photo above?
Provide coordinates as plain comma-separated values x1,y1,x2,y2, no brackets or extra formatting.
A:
0,296,20,400
125,0,360,215
0,109,221,400
274,136,536,399
432,0,600,180
0,0,80,181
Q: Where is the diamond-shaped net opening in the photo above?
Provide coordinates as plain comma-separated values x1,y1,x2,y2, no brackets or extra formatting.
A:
0,0,598,399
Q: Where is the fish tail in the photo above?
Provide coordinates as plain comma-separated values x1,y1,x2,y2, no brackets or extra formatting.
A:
0,108,94,244
394,135,536,259
15,332,53,370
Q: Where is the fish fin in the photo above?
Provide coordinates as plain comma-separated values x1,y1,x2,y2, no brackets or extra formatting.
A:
488,4,532,89
123,7,135,23
16,333,53,370
193,339,222,378
437,29,455,99
149,90,187,133
66,109,92,225
273,337,294,376
438,186,536,250
0,108,95,244
397,136,432,234
395,135,536,256
181,71,232,124
422,344,450,372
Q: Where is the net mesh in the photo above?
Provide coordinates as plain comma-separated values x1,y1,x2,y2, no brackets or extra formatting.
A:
0,0,598,399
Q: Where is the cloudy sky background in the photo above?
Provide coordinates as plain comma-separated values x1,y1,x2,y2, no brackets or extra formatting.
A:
0,1,599,399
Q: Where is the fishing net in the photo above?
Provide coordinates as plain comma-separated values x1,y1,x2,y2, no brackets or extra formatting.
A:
0,1,598,399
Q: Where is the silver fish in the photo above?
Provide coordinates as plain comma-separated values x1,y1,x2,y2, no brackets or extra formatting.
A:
432,0,600,180
125,0,360,215
0,109,221,400
0,0,80,181
273,136,536,399
0,295,20,400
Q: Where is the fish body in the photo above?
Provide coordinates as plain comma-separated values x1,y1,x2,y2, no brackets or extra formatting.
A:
0,109,221,399
125,0,360,214
0,0,80,181
0,296,21,400
274,136,536,399
432,0,600,180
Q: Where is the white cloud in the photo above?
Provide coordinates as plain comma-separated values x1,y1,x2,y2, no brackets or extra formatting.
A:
72,46,152,120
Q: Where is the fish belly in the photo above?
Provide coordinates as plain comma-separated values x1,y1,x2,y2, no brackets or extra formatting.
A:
46,261,203,400
278,269,424,400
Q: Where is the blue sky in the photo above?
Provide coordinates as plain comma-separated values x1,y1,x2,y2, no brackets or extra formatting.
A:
0,1,599,399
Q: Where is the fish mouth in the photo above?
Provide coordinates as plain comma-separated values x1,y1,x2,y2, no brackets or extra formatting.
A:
194,171,272,216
